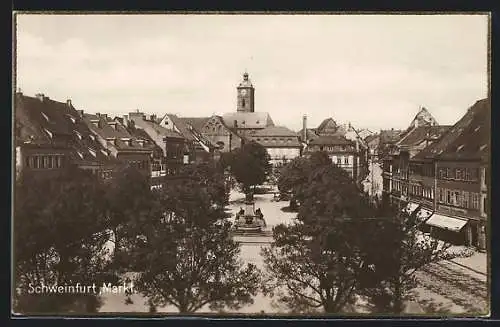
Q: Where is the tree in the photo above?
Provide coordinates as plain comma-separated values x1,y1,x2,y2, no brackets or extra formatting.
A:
277,151,331,210
225,141,271,200
105,165,157,271
128,174,261,313
358,201,462,314
14,167,111,313
262,164,378,314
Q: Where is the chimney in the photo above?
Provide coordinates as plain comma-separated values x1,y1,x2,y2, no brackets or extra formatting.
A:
302,115,307,142
66,99,72,107
35,93,45,102
234,120,238,128
123,115,129,128
96,113,100,118
77,109,84,117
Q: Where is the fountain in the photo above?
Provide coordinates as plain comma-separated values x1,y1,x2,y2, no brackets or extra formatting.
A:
234,192,266,233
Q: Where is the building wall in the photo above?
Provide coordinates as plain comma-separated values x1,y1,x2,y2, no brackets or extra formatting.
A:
16,145,71,180
267,147,301,166
116,152,152,176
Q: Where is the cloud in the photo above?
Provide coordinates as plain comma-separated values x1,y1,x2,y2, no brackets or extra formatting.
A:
15,14,488,131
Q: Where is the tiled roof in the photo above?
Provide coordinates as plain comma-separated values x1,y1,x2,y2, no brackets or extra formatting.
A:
167,114,214,151
83,113,152,152
180,117,210,131
396,126,451,147
414,98,490,161
365,134,379,144
221,112,275,129
316,118,337,133
297,128,319,142
15,93,117,166
251,126,298,137
409,107,439,128
130,115,184,139
309,135,354,146
250,126,301,148
379,129,403,144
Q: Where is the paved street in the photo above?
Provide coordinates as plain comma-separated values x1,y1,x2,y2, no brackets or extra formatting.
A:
362,159,383,198
98,189,488,315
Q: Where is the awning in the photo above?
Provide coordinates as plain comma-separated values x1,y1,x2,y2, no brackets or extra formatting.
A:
425,214,468,232
416,208,433,221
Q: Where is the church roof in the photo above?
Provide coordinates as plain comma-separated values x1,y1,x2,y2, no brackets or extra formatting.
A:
221,112,274,129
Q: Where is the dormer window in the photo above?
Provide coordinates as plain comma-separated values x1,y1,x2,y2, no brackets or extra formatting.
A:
456,144,465,152
480,144,487,151
475,126,481,132
74,130,82,140
109,122,118,130
100,149,108,156
89,134,95,141
88,148,96,157
41,112,50,122
67,115,76,124
77,151,84,159
91,120,99,128
44,128,53,138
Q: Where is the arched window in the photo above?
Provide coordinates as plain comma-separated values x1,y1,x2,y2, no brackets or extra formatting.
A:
242,99,246,107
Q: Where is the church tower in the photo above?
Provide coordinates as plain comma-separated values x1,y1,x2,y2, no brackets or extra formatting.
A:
237,72,255,113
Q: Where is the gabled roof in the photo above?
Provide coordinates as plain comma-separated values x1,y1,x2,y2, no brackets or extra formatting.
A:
15,93,118,166
129,114,184,139
180,117,211,132
166,114,215,151
409,107,438,128
396,126,451,147
414,98,490,161
379,129,403,144
82,113,153,152
221,112,275,129
316,118,338,134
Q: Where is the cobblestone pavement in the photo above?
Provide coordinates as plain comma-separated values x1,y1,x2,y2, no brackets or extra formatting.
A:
414,259,488,314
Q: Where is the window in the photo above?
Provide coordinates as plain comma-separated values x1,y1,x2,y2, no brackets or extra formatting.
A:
472,193,480,209
484,196,488,213
242,99,246,107
463,191,469,208
465,168,471,181
446,190,452,204
344,156,349,165
439,168,446,179
471,168,479,181
48,156,53,169
454,191,461,206
446,167,451,179
337,157,342,165
25,156,30,168
455,168,462,180
43,156,49,168
431,188,434,200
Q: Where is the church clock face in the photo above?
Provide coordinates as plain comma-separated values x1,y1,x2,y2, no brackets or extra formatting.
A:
240,89,247,96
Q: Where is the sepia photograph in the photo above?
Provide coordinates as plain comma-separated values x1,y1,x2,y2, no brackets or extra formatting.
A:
12,12,490,316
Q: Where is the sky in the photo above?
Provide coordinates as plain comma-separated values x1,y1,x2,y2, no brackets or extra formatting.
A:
15,14,488,132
